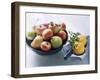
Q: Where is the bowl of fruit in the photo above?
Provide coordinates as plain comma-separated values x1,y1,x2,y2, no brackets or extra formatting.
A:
26,22,68,55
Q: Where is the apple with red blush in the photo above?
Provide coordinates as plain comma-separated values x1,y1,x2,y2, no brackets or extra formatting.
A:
42,29,53,40
58,30,67,40
40,41,51,51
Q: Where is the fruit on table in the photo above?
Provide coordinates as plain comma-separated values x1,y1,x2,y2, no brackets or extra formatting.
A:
31,35,43,48
26,30,36,40
58,30,67,40
51,36,62,48
42,29,53,40
35,25,47,35
73,41,85,55
40,41,51,51
77,34,87,46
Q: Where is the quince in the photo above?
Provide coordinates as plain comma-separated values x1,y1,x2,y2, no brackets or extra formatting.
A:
78,34,87,46
73,41,85,55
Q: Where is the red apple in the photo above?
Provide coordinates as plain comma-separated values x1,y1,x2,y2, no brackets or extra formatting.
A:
58,30,67,40
42,29,53,40
35,25,47,35
40,41,51,51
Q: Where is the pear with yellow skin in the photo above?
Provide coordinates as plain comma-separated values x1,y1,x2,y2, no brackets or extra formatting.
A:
31,35,43,49
73,41,85,55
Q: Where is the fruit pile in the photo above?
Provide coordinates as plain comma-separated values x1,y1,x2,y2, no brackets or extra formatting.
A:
26,22,68,52
69,31,87,55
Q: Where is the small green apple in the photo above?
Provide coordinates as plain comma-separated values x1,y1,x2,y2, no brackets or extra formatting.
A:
26,30,36,40
51,36,62,48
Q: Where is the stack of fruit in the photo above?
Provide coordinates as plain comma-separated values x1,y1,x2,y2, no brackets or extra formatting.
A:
26,22,68,52
69,31,87,55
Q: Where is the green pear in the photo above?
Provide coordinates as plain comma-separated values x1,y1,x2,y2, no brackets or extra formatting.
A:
51,36,62,48
31,35,43,48
53,25,61,34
